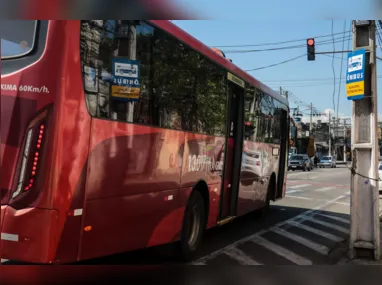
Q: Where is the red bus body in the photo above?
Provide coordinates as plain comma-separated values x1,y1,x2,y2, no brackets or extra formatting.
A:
1,20,289,264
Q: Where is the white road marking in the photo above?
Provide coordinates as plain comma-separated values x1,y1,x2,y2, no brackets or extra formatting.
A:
286,190,303,194
271,227,330,255
288,184,311,189
223,247,262,265
334,201,350,206
345,191,350,195
315,187,335,192
251,235,312,265
286,195,311,200
285,196,350,206
191,261,207,265
316,213,350,224
193,194,349,264
287,221,343,242
303,216,349,234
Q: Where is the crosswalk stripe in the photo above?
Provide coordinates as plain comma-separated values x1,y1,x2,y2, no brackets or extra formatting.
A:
191,261,207,265
315,187,335,192
288,221,343,242
303,216,349,234
288,184,311,189
286,190,303,194
224,247,262,265
251,235,312,265
191,194,350,265
286,195,311,200
316,214,350,224
271,227,330,255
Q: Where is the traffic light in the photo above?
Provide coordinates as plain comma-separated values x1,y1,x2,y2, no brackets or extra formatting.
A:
307,38,315,61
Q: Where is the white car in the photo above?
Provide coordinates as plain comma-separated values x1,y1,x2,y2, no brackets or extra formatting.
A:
318,156,336,168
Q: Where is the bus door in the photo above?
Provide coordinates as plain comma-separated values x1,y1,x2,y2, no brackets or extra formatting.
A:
276,109,288,199
218,73,245,225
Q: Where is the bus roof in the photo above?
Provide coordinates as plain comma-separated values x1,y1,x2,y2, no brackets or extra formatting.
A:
150,20,289,108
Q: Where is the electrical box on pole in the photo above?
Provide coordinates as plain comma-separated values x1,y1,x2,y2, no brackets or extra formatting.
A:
349,20,380,261
307,38,315,61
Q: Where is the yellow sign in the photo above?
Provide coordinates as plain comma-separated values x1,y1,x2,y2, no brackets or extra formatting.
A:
346,80,364,98
111,86,140,100
227,72,245,88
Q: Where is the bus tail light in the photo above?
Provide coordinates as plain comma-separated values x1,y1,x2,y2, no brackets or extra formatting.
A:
12,113,48,199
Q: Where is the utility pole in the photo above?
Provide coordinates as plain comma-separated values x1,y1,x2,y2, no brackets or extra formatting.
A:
309,103,313,137
343,119,347,162
328,110,331,156
349,20,380,261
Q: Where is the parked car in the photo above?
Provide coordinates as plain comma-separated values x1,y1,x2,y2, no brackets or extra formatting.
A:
288,154,312,171
318,156,336,168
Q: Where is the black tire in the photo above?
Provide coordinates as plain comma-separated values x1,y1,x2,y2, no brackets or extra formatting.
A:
303,166,306,171
261,177,274,216
178,191,206,262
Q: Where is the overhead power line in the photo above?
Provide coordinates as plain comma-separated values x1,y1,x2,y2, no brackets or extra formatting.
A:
263,74,382,83
245,54,305,71
336,20,348,122
222,35,351,54
331,20,336,113
212,30,351,48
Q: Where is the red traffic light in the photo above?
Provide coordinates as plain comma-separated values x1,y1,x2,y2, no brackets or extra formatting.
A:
307,38,314,46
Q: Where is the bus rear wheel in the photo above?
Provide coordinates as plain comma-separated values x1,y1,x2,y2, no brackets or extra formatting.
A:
178,191,206,262
261,177,275,216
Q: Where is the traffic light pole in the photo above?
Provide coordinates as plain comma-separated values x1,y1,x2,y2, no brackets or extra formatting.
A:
349,20,380,261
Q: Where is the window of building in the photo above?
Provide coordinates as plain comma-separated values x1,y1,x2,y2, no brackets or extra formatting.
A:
80,20,227,136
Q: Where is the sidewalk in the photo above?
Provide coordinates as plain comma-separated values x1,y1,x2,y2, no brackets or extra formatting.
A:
337,222,382,265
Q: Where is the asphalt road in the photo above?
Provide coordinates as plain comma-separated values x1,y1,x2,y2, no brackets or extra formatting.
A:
1,165,353,265
71,165,352,265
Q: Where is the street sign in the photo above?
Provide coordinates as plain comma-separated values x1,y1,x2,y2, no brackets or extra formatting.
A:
346,48,366,100
354,20,371,27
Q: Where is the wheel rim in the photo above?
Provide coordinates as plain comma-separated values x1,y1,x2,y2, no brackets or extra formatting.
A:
187,204,201,247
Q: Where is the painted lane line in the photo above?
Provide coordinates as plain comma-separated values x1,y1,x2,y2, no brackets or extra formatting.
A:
285,195,310,200
303,216,349,234
223,247,262,265
192,194,349,264
315,187,336,192
287,221,343,242
286,190,303,194
251,235,312,265
271,227,330,255
288,184,312,189
285,194,351,206
334,201,350,206
316,213,350,224
191,261,207,265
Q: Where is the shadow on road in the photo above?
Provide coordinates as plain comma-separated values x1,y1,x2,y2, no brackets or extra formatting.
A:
2,205,351,265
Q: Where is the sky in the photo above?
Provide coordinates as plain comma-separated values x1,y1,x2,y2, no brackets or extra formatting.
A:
172,17,382,123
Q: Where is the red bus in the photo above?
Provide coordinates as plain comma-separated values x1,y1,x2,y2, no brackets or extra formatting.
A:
1,20,289,264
